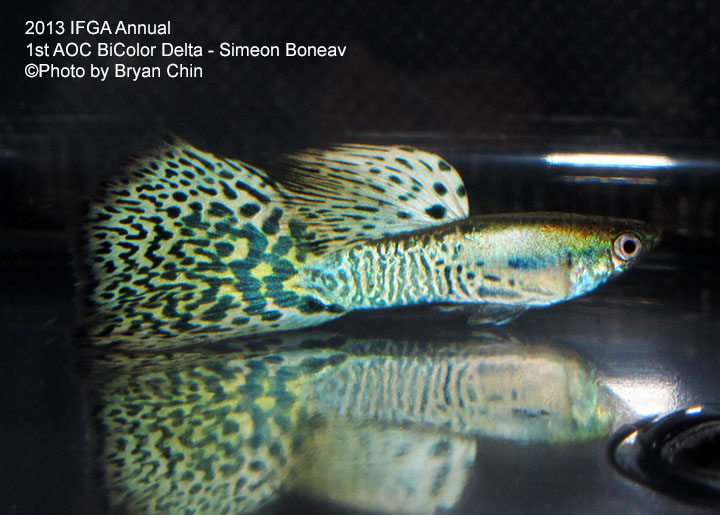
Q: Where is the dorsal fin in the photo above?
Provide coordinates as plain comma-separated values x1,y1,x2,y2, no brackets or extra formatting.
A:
278,144,469,254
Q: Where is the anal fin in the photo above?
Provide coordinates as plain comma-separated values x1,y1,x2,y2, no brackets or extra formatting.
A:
467,304,528,326
427,303,527,326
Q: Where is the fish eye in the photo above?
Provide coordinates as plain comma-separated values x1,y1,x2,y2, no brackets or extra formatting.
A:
614,233,642,261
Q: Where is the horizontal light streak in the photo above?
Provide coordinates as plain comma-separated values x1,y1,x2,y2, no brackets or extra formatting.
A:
545,153,674,169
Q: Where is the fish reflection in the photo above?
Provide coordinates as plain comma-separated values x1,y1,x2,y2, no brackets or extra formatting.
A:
293,420,477,513
85,332,615,514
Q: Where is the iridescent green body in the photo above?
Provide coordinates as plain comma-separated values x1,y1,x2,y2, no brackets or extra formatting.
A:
81,141,659,348
89,335,613,513
303,213,660,311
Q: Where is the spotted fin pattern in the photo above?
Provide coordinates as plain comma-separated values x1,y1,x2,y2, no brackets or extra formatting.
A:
89,347,348,514
82,140,469,347
280,144,469,254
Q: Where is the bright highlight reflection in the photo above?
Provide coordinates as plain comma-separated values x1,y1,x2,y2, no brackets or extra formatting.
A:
604,376,679,417
685,405,703,415
545,153,675,169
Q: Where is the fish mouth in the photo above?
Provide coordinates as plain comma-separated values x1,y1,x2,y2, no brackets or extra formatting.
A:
634,225,662,261
645,226,663,252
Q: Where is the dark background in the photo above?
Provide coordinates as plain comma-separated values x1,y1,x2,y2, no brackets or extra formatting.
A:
2,1,720,514
3,0,720,231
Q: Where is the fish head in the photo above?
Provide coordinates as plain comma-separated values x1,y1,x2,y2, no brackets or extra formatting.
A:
455,213,661,306
561,215,661,299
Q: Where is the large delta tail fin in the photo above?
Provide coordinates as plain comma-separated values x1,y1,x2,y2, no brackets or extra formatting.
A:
80,138,309,348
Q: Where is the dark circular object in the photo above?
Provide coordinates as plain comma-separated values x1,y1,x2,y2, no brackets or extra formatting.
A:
610,405,720,501
622,238,637,255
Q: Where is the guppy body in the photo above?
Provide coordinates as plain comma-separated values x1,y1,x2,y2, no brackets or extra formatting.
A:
81,141,659,348
303,212,657,310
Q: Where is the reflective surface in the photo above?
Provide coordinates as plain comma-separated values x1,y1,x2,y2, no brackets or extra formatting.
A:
82,333,614,513
612,405,720,502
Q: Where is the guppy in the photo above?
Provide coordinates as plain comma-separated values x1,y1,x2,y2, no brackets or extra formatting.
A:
82,140,660,347
89,335,613,513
